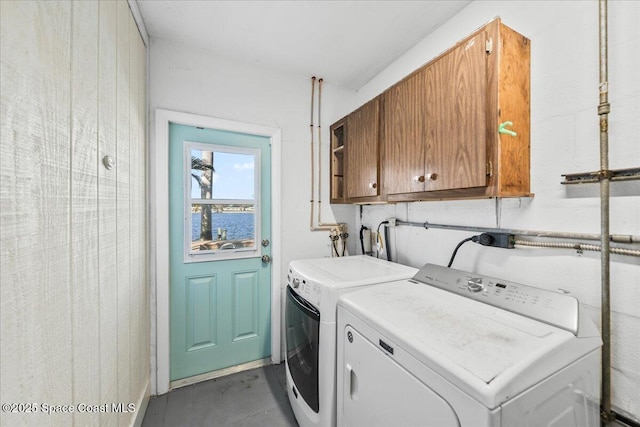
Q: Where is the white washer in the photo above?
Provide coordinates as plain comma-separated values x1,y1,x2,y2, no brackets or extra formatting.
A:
285,255,418,427
337,264,602,427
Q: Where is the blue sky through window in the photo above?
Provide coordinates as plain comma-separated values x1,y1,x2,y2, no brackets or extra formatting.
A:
191,150,255,200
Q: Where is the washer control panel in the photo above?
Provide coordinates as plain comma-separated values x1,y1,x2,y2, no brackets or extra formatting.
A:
287,267,322,308
466,277,485,293
412,264,579,335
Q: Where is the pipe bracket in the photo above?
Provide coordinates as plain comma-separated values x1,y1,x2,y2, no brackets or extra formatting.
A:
598,103,611,115
597,169,614,180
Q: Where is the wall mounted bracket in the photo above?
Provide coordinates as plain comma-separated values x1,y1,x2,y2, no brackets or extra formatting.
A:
561,166,640,184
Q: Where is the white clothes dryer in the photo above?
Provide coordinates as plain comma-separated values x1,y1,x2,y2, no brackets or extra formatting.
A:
336,264,602,427
285,256,418,427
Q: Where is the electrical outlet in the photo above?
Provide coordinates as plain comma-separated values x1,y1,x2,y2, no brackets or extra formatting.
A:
476,232,515,249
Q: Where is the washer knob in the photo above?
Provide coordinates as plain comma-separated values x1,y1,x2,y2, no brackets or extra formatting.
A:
467,278,484,292
292,278,300,289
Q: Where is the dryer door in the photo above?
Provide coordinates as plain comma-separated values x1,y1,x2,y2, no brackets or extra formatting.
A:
285,286,320,413
341,326,460,427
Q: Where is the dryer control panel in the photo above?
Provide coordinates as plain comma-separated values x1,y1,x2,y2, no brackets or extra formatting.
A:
411,264,579,335
287,267,322,308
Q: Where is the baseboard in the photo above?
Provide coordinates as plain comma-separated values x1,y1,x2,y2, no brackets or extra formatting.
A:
131,379,151,427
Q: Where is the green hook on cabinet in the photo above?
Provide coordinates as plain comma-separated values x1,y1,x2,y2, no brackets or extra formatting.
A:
498,121,517,137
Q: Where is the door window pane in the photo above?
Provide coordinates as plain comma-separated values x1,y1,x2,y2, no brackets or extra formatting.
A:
190,149,255,200
190,203,255,251
186,143,260,260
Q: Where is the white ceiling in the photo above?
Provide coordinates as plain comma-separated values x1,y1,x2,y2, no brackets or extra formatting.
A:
136,0,472,90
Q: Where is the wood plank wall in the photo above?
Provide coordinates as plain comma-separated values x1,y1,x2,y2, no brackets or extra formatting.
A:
0,1,148,426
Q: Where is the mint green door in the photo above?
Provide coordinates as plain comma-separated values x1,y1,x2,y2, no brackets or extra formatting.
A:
169,123,271,381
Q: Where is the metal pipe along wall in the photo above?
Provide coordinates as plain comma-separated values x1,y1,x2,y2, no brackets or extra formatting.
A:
598,0,613,421
309,76,340,232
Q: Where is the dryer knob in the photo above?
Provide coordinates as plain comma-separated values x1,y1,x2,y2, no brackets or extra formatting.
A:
292,278,300,289
467,278,484,293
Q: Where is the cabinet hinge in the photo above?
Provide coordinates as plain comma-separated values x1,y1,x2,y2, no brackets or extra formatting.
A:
487,160,493,177
486,38,493,54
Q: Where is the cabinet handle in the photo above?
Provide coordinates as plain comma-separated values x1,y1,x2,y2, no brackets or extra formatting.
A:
368,182,377,189
413,175,426,183
426,173,438,181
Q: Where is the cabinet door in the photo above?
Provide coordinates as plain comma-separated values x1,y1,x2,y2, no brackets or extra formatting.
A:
382,71,428,195
345,99,379,198
426,32,488,191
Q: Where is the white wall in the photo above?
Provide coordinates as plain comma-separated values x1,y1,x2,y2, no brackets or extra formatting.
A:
148,0,639,419
347,0,639,420
148,39,357,386
0,1,149,426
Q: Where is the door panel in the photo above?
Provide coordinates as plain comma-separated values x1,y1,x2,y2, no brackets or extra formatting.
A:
382,72,428,194
427,32,487,191
169,123,271,381
346,98,379,198
232,270,259,341
185,275,217,351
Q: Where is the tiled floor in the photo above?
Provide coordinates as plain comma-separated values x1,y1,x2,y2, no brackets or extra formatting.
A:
142,363,635,427
142,363,297,427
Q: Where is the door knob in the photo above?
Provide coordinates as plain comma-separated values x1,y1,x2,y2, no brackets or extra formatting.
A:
426,173,438,181
413,175,425,183
261,239,270,247
261,255,271,264
368,182,377,189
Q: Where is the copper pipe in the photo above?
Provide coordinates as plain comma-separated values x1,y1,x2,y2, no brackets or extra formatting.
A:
309,76,317,230
305,76,346,258
318,77,324,226
317,78,338,228
308,76,334,232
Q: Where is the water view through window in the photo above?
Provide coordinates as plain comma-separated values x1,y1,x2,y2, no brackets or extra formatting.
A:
191,205,255,251
187,143,259,256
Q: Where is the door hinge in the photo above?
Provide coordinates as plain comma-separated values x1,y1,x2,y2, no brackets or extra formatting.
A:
487,160,493,177
486,38,493,54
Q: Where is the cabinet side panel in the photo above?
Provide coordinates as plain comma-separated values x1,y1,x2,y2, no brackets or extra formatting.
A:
485,20,501,196
498,23,531,195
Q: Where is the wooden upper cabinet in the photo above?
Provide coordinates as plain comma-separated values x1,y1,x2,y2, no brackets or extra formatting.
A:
331,18,530,204
382,32,489,196
345,98,380,199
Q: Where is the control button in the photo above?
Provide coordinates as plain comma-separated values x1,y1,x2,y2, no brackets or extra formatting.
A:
467,278,485,293
292,278,300,289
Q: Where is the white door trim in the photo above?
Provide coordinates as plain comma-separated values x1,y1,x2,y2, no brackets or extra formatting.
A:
152,108,281,395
